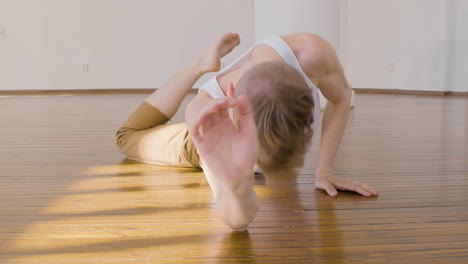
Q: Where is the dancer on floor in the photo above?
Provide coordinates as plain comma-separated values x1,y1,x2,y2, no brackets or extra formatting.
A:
116,32,379,230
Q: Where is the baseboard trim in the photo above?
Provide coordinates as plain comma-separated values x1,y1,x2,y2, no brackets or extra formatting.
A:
445,91,468,96
354,88,468,96
0,89,158,96
1,88,466,97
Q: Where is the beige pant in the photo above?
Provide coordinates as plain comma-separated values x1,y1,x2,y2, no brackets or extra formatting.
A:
116,102,201,168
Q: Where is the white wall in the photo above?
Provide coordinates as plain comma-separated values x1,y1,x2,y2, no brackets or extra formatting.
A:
2,0,466,92
446,0,468,92
0,0,254,90
345,0,447,91
255,0,340,50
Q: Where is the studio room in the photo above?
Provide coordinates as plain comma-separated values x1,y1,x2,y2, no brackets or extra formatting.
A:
1,0,467,263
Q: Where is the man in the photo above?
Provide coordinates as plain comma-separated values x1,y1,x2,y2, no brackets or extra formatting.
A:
116,32,379,231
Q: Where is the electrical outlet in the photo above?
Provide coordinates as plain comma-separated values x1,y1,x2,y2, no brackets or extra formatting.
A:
387,63,395,72
82,64,90,72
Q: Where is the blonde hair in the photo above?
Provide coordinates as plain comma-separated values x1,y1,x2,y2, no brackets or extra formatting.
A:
236,61,315,179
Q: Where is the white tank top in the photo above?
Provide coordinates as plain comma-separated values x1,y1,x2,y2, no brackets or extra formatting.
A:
198,35,322,135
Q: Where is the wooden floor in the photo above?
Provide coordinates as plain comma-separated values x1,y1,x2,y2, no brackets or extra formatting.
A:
0,93,467,263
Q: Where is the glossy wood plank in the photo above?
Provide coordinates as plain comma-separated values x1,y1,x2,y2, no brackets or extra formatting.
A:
0,93,467,263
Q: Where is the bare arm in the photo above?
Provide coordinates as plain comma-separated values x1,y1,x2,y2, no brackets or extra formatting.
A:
303,36,379,197
317,68,352,177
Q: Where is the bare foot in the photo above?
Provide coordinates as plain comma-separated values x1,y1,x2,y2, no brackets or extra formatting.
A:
198,32,241,73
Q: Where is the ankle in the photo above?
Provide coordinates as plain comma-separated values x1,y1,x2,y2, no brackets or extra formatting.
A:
191,56,208,76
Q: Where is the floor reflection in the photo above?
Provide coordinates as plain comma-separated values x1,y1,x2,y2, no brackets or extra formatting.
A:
212,231,256,264
313,190,344,263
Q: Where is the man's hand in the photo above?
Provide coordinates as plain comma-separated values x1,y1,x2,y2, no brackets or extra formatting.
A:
189,95,259,190
314,170,379,197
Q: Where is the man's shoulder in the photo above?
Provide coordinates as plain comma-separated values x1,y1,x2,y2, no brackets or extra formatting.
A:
283,33,339,80
283,33,335,55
